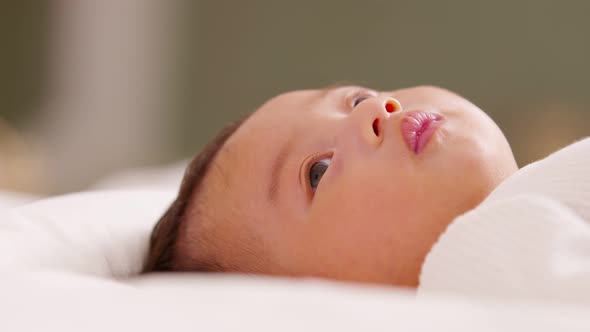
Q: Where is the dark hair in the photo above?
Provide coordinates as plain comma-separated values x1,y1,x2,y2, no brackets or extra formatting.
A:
143,119,246,273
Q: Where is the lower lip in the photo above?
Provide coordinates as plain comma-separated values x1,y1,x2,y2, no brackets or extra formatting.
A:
401,111,444,155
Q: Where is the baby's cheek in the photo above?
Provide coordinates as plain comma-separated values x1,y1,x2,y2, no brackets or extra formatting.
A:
313,179,409,234
304,187,421,284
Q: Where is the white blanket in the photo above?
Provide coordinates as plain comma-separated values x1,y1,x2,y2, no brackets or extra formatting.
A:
420,137,590,302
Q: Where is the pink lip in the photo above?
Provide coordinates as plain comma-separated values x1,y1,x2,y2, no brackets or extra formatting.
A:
401,111,444,155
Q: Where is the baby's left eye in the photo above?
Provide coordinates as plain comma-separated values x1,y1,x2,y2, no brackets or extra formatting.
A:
309,158,331,193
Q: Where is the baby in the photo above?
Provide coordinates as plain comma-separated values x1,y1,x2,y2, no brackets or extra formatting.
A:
143,85,520,287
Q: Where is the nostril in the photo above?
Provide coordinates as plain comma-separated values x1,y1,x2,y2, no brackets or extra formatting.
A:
372,119,380,136
385,100,398,113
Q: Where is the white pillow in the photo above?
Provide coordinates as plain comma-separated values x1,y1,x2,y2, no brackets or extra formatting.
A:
0,190,39,210
0,190,175,277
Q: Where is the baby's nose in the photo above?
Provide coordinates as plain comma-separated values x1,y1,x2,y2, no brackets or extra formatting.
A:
384,98,402,113
349,96,404,150
371,98,402,137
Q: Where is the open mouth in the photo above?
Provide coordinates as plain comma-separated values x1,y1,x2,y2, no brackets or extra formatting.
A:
401,111,444,155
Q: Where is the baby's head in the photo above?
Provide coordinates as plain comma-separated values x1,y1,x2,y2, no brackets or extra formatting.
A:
144,85,518,287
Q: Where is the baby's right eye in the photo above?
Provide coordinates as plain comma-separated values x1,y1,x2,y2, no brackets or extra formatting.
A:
353,95,371,107
350,88,378,108
308,158,331,193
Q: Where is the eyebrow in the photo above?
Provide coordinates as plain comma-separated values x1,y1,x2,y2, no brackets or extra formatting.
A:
268,134,294,203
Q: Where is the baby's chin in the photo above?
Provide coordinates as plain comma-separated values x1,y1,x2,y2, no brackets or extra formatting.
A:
437,107,517,186
461,150,517,208
412,138,515,222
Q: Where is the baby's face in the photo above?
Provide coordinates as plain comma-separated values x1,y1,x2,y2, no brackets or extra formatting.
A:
195,86,517,286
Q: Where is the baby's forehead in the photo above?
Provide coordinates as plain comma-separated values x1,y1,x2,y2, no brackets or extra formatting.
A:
226,90,317,143
216,85,358,169
259,89,319,115
210,84,365,185
204,90,322,206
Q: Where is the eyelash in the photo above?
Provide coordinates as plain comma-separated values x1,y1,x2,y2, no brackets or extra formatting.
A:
350,89,378,108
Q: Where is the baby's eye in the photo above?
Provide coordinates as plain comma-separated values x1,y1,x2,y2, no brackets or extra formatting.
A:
309,158,331,192
353,95,371,107
351,89,378,108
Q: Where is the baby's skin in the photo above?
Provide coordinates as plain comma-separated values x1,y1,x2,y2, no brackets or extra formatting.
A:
175,85,518,287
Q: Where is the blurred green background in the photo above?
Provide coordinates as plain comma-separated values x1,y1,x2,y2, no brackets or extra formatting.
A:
1,1,588,194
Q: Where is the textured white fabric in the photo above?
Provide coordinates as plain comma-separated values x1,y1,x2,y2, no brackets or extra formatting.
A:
419,137,590,302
